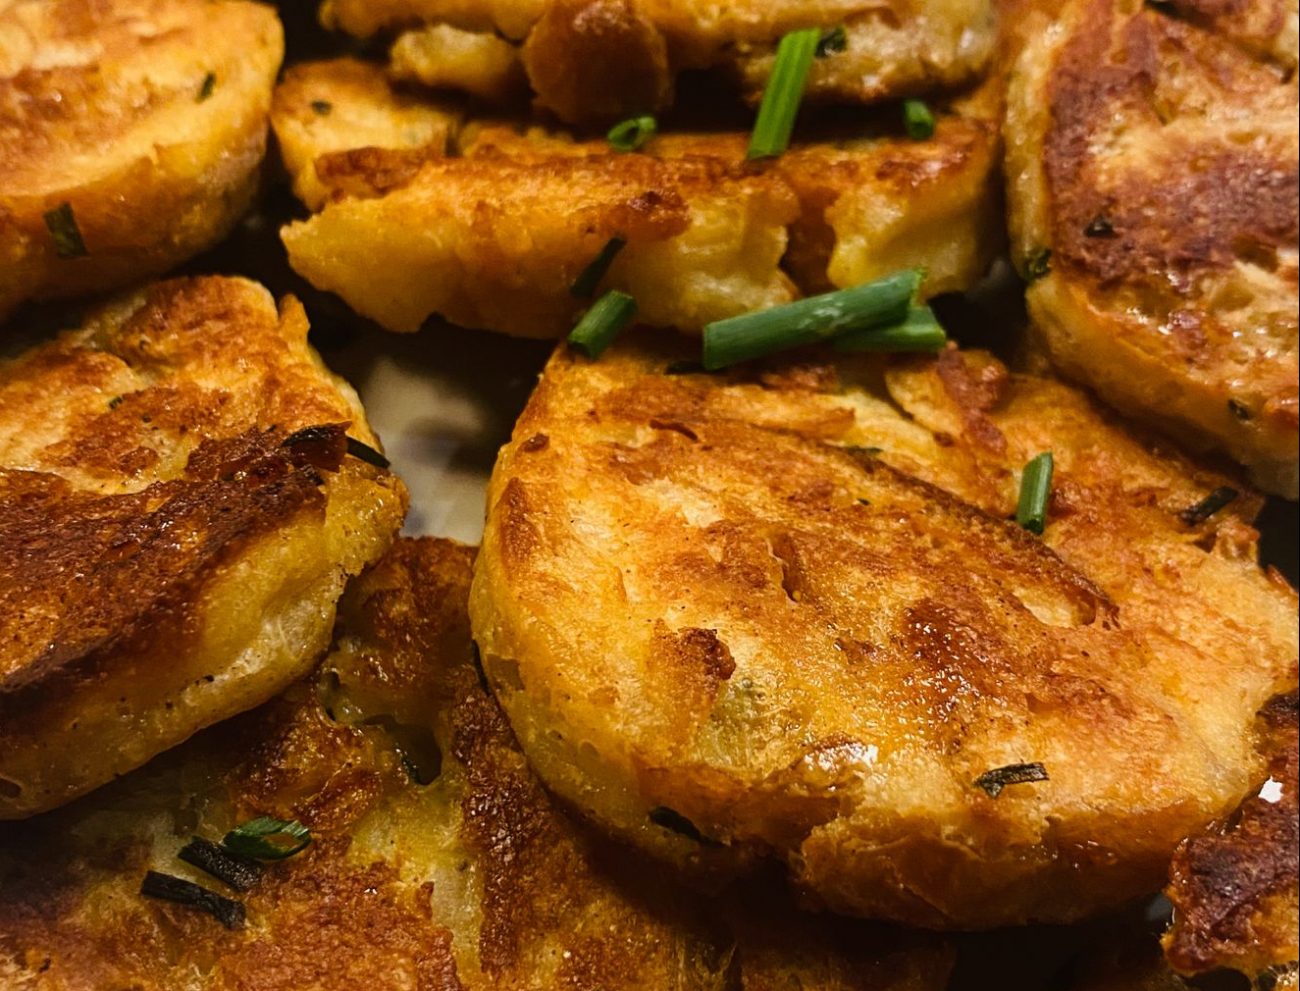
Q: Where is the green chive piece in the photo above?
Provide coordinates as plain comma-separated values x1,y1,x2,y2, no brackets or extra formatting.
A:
568,290,638,359
571,237,627,298
747,27,821,160
1025,248,1052,282
974,762,1049,798
1015,452,1054,535
345,436,391,470
197,72,216,102
43,202,87,259
702,268,923,370
1178,486,1238,526
607,115,657,152
832,305,947,353
816,26,848,57
222,816,311,860
902,99,935,140
310,99,333,116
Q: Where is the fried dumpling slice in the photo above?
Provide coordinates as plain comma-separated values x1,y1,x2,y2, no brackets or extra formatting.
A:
0,538,954,990
318,0,998,126
1004,0,1299,497
471,333,1298,929
272,58,1001,337
1163,691,1298,984
0,0,283,320
0,277,408,818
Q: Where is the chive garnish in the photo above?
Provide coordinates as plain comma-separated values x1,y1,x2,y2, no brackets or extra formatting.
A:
974,762,1049,798
222,816,311,860
649,806,722,846
1015,452,1054,535
701,269,923,370
1179,486,1238,526
43,202,87,259
747,27,821,159
832,305,947,353
197,72,216,102
816,26,848,57
607,115,657,152
346,436,390,469
1084,215,1115,237
140,871,246,929
178,837,264,892
1227,398,1252,421
1025,248,1052,282
570,236,627,298
310,99,332,115
568,290,638,359
902,100,935,140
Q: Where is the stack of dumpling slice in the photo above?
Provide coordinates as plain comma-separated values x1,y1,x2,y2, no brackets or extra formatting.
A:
1,0,1295,989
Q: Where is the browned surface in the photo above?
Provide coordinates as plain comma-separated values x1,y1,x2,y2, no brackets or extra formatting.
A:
471,335,1298,928
0,0,283,317
319,0,997,124
275,59,999,337
0,538,954,990
0,277,407,817
1005,0,1300,496
1164,692,1299,980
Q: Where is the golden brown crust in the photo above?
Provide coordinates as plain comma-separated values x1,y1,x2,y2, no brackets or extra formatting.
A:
1004,0,1300,497
272,58,462,211
319,0,997,125
0,538,954,990
274,59,1000,337
0,277,407,818
0,0,283,317
1163,691,1300,980
471,335,1298,928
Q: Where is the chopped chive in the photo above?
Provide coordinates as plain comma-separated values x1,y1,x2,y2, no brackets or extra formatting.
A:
346,436,390,469
570,236,627,299
310,99,332,115
1084,215,1115,237
1179,486,1238,526
140,871,246,929
1227,398,1252,421
832,305,947,353
816,26,848,57
902,100,935,140
702,268,923,370
568,290,638,359
1025,248,1052,282
107,395,124,410
607,115,657,152
222,816,311,860
43,202,87,259
197,72,216,102
649,806,723,846
747,27,821,159
178,837,264,892
974,762,1049,798
1015,452,1054,535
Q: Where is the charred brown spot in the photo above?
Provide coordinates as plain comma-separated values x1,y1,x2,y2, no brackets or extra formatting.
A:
1164,690,1299,974
0,430,331,697
935,349,1009,454
495,478,540,570
522,0,672,126
520,433,550,453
